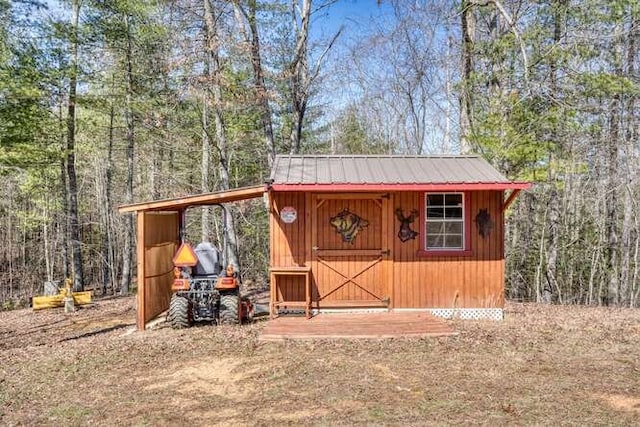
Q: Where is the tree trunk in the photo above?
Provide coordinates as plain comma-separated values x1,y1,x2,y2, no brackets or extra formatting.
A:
43,206,52,283
120,14,136,296
59,121,70,282
150,141,160,200
544,187,559,304
101,101,116,295
289,0,311,154
444,35,452,153
542,0,567,305
459,0,475,154
204,0,240,269
234,0,276,166
66,0,84,292
620,7,638,307
606,22,624,306
201,94,212,242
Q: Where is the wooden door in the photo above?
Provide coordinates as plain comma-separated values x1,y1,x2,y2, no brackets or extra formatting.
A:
311,194,391,308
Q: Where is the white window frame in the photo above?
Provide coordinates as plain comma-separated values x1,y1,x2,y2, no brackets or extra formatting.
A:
424,192,465,251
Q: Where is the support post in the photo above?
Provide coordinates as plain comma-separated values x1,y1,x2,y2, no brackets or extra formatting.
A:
136,212,146,330
502,189,521,212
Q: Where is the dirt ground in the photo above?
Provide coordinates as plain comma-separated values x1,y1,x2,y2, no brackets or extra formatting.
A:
1,297,639,426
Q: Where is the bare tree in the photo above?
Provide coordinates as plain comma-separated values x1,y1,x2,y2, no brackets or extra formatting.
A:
542,0,569,304
620,7,639,307
201,94,212,242
99,89,116,295
233,0,276,166
332,1,455,154
460,0,475,154
120,13,136,295
605,23,623,305
66,0,84,292
203,0,240,268
288,0,341,154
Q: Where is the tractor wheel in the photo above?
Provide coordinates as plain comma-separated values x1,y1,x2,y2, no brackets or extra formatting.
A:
219,293,239,325
168,294,192,329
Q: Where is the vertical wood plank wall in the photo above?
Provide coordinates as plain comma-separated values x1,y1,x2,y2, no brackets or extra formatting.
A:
314,197,385,304
138,211,180,329
269,190,505,310
392,191,504,309
270,192,307,303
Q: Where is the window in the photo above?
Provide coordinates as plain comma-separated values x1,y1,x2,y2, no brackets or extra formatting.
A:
425,193,464,250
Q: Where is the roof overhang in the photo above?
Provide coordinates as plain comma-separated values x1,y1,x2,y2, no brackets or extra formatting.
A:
118,184,266,213
268,182,532,192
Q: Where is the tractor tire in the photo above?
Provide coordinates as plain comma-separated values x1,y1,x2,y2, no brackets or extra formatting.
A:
219,293,239,325
168,294,192,329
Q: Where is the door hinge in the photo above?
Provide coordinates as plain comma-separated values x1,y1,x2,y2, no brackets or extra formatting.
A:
381,249,391,256
381,193,390,199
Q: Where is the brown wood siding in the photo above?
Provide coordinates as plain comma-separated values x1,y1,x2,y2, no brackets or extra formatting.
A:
392,191,504,309
316,198,383,250
312,194,390,306
269,190,505,311
270,192,307,304
138,211,180,328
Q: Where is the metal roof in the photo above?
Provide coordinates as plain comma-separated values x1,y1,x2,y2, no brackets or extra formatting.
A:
118,185,265,213
269,155,527,190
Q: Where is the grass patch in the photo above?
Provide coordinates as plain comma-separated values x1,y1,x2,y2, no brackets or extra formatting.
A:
1,297,639,425
46,404,92,421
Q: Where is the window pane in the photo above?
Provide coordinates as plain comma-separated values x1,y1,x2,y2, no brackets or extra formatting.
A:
427,207,444,218
445,194,463,206
427,234,444,248
445,207,462,219
445,234,463,248
427,222,445,235
427,194,444,206
445,222,463,234
424,193,466,251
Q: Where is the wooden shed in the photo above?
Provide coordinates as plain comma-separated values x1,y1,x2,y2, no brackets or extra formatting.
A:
120,154,529,330
267,155,530,320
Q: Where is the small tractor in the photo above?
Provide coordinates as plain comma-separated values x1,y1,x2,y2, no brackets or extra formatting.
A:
167,205,253,329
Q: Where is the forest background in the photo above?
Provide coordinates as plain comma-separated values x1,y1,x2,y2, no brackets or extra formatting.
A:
1,0,638,309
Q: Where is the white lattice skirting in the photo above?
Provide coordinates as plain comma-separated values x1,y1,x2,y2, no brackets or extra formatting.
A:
421,308,504,320
395,308,504,320
282,307,504,320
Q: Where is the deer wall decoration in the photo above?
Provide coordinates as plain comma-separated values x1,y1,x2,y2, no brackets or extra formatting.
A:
395,208,419,242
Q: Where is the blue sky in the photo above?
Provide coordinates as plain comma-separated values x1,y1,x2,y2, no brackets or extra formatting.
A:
309,1,396,119
313,0,394,41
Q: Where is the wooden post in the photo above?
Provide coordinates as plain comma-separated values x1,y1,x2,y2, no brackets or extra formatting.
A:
305,191,313,309
136,212,146,330
268,192,275,318
384,193,394,309
310,193,318,310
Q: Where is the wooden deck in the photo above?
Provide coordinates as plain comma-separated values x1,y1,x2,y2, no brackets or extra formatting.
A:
259,311,457,341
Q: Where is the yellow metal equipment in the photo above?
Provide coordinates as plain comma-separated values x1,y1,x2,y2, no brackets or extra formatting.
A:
32,279,92,311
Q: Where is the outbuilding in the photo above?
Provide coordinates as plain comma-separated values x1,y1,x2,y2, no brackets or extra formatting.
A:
119,155,529,330
267,155,529,320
